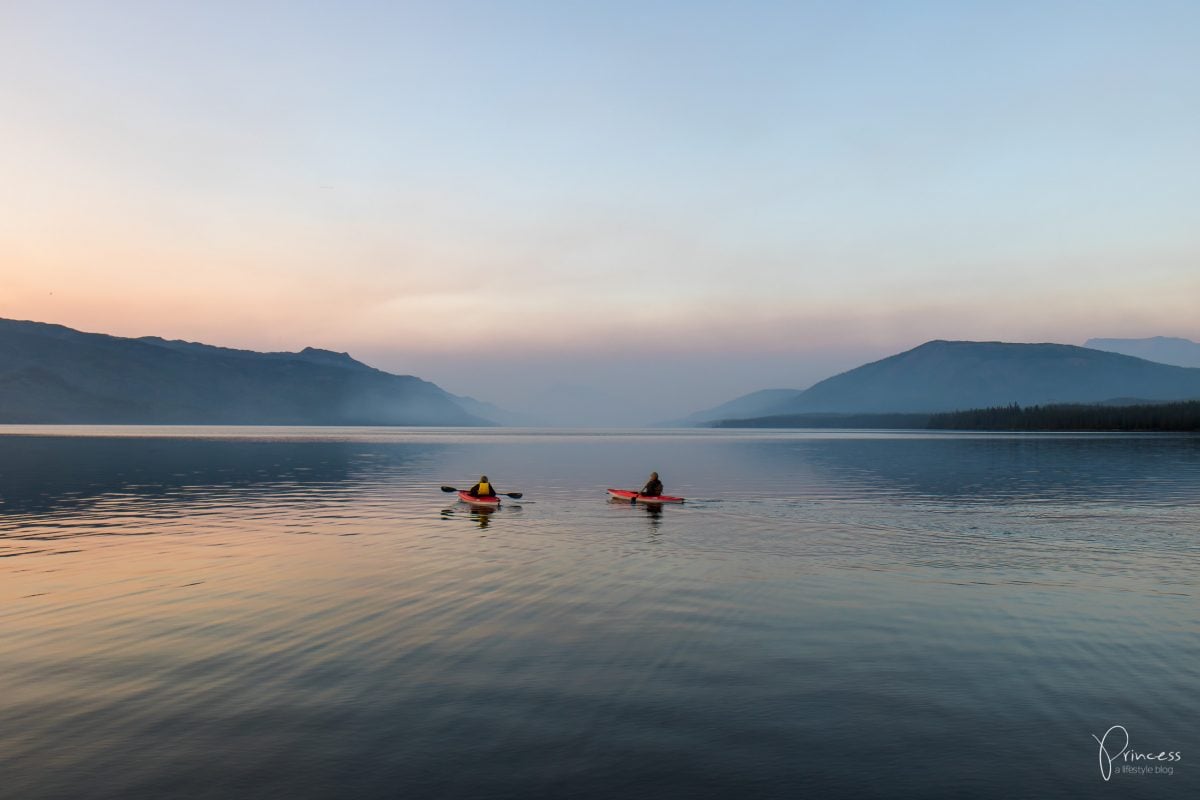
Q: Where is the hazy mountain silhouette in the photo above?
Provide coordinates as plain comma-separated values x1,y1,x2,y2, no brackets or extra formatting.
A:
448,393,531,426
671,389,803,426
686,340,1200,423
1085,336,1200,368
0,318,494,425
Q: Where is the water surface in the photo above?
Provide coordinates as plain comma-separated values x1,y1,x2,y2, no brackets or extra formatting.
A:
1,427,1197,798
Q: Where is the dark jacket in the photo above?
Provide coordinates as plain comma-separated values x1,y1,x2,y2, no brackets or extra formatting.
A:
641,479,663,497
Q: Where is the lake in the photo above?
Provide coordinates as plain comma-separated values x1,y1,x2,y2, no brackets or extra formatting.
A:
1,427,1196,799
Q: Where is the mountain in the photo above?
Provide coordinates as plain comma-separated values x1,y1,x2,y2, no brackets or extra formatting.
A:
690,340,1200,423
0,318,493,425
446,393,530,426
1084,336,1200,368
670,388,803,426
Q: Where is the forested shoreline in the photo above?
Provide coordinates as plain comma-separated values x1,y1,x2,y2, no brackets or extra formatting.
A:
926,401,1200,431
713,401,1200,431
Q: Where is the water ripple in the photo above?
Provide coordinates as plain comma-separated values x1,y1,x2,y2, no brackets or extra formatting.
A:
1,428,1198,799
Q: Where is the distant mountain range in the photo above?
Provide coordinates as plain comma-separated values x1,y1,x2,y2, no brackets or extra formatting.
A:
10,322,1200,429
675,388,803,426
0,318,495,425
1085,336,1200,368
684,340,1200,425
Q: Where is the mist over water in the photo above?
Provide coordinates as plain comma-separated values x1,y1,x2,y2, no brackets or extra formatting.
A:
365,347,879,427
1,427,1197,799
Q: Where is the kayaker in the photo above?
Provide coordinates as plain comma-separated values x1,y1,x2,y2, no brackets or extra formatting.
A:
468,476,498,498
640,472,663,497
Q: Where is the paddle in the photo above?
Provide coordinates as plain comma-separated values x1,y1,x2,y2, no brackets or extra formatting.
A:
441,485,524,499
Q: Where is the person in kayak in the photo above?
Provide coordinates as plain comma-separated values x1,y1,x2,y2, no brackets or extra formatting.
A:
640,472,663,497
468,476,498,498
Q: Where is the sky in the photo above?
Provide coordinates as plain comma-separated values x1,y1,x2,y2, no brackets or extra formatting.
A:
2,1,1199,423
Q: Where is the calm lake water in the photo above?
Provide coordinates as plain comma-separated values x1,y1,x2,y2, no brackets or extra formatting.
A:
1,427,1197,799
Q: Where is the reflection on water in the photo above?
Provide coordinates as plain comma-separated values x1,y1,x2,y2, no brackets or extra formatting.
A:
442,504,499,529
742,434,1200,502
606,496,666,531
0,427,1197,799
0,435,424,514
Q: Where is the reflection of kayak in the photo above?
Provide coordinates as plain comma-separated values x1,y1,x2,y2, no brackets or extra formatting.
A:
458,490,500,508
607,489,685,504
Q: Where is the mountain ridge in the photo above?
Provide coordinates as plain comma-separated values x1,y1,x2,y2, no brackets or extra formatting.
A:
668,388,804,426
685,340,1200,423
1085,336,1200,368
0,318,495,426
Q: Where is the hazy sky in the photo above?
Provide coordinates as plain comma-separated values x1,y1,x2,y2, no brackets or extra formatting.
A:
3,1,1199,422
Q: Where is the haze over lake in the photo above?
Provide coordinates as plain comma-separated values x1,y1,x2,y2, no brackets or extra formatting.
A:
2,427,1196,799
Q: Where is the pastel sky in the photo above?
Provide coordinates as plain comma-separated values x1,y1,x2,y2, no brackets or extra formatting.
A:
3,1,1199,422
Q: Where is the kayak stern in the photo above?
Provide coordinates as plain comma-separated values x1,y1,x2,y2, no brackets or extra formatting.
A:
458,490,500,507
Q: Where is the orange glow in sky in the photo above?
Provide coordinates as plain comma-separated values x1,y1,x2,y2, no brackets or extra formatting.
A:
3,2,1198,415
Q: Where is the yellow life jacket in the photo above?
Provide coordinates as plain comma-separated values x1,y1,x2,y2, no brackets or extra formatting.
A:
478,481,491,495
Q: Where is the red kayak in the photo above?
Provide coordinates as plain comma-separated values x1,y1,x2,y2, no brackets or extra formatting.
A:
607,489,685,504
458,490,500,508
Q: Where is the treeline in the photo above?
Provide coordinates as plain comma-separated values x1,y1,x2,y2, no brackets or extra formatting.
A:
711,401,1200,431
926,401,1200,431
